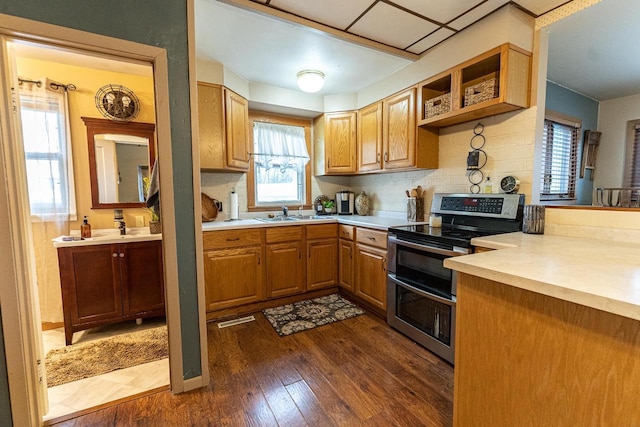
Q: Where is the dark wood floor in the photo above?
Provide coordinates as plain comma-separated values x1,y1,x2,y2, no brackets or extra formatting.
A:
51,312,453,426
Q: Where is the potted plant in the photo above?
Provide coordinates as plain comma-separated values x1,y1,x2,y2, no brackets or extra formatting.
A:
143,176,161,234
322,199,335,214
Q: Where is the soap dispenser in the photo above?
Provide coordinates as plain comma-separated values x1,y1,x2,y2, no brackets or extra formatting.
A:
81,216,92,238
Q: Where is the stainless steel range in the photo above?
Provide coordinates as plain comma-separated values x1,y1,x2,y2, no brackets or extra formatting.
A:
386,193,525,364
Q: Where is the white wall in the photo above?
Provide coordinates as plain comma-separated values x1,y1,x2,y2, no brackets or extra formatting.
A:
596,92,640,188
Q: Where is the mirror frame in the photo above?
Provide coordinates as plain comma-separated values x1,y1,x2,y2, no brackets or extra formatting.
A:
82,117,156,209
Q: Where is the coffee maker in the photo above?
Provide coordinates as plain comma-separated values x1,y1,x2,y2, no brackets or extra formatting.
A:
335,190,355,215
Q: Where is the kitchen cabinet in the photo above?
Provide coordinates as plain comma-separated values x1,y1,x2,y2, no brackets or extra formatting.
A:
306,224,338,290
57,240,165,345
338,225,355,291
382,87,439,171
354,227,388,312
320,111,357,174
265,226,305,299
358,102,383,173
203,229,264,311
417,43,531,128
197,82,250,171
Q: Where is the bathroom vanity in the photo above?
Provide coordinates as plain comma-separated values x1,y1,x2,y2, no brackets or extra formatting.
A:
54,230,165,345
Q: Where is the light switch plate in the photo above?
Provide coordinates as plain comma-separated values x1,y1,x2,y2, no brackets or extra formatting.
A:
135,215,145,227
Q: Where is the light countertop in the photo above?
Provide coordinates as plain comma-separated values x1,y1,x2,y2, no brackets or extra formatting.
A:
53,227,162,248
202,214,425,232
444,232,640,322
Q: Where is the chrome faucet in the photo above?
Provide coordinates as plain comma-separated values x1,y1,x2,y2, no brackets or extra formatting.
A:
282,206,288,217
119,221,126,235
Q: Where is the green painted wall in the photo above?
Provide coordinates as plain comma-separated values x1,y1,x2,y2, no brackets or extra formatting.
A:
0,1,202,418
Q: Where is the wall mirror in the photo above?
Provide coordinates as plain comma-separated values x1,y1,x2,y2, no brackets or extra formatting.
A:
544,0,639,209
82,117,156,209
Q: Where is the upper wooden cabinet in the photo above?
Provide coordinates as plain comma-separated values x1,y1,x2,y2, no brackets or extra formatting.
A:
351,90,439,175
197,82,250,171
418,43,531,128
323,111,357,174
358,102,383,173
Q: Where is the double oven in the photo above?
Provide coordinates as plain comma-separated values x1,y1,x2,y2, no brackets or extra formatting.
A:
387,193,524,364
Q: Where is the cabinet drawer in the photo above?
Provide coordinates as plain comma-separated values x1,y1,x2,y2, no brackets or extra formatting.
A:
306,223,338,240
339,224,354,241
356,227,387,249
203,229,263,249
265,225,303,244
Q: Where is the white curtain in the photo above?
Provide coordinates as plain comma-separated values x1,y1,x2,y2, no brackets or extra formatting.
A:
253,121,309,169
18,77,75,323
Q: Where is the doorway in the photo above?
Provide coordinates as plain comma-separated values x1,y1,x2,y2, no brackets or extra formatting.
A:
8,38,171,421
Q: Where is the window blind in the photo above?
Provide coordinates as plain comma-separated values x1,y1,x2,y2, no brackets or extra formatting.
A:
540,118,579,200
629,125,640,188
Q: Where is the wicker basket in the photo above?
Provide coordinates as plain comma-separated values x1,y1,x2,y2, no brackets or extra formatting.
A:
464,78,498,107
201,192,219,222
424,93,451,118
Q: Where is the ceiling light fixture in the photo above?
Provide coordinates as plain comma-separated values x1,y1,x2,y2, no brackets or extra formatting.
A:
297,70,324,93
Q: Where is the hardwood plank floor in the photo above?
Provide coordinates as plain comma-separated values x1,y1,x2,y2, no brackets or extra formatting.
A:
51,312,453,426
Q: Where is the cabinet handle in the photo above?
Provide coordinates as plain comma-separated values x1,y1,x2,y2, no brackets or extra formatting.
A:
298,248,302,259
119,253,124,258
384,152,388,162
258,254,261,265
226,237,240,241
367,236,376,241
112,253,118,258
382,257,387,272
377,153,381,162
327,159,330,168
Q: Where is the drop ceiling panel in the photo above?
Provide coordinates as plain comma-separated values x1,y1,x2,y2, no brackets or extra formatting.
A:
448,0,510,30
407,28,456,54
392,0,484,24
349,2,439,49
516,0,568,15
269,0,372,30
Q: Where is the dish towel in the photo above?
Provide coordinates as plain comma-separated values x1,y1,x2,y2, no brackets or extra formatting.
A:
146,159,160,216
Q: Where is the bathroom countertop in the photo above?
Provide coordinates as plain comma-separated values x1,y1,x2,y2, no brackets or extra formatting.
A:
53,227,162,248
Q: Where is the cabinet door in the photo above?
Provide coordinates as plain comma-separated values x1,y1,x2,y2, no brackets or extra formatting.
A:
355,243,387,311
204,246,264,311
266,241,305,298
120,241,165,316
58,245,122,325
225,88,251,170
358,102,382,172
383,88,416,170
325,111,357,173
338,238,354,292
307,238,338,290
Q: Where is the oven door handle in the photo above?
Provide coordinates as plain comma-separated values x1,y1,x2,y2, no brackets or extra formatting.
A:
388,273,456,306
387,235,468,257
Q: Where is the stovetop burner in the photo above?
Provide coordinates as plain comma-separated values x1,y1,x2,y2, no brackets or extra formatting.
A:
390,224,499,250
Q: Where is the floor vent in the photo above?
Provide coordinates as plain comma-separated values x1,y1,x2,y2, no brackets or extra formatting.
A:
217,315,256,329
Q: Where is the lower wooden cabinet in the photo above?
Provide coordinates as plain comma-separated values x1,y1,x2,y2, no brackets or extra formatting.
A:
203,237,264,311
57,240,165,345
354,227,388,312
338,225,355,291
306,224,338,291
265,226,305,299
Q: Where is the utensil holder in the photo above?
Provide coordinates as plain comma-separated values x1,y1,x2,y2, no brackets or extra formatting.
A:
522,204,545,234
407,197,424,222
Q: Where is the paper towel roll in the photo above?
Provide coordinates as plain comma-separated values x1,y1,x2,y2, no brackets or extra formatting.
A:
229,192,239,220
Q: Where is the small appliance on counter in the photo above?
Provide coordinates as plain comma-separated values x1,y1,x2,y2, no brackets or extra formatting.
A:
335,190,355,215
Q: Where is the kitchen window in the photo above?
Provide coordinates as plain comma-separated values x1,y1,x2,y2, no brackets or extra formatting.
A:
625,122,640,188
539,113,580,201
247,112,312,211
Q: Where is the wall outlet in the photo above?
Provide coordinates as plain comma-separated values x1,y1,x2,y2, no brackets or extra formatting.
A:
135,215,145,227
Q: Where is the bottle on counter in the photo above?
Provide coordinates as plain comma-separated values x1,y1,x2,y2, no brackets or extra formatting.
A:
81,215,92,238
483,176,493,194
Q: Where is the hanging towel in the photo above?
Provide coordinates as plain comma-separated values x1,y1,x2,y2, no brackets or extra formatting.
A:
146,159,160,217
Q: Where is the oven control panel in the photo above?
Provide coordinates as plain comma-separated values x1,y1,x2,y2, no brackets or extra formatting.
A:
431,193,524,219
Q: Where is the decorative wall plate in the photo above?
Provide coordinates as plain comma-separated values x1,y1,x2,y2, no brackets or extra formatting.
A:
95,84,140,122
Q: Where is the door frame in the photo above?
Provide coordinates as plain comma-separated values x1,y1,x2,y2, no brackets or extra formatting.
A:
0,8,208,425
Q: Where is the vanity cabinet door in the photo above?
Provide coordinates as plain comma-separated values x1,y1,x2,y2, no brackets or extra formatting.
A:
120,240,165,316
58,245,122,341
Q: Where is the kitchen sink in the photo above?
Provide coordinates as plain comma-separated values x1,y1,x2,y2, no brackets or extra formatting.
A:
256,216,299,222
